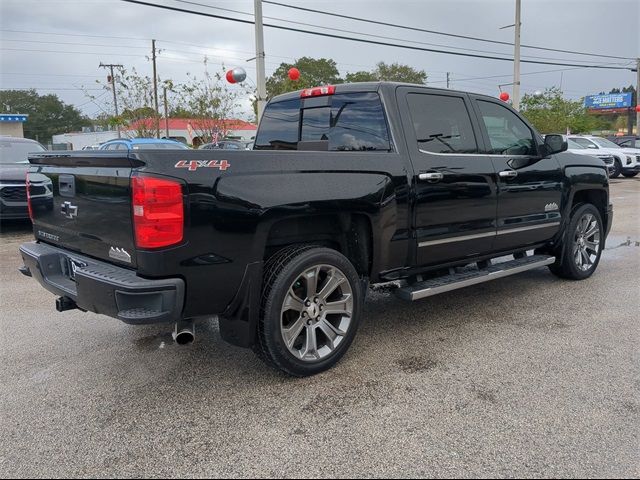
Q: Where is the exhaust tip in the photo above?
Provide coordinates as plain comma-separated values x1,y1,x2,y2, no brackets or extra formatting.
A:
173,321,195,345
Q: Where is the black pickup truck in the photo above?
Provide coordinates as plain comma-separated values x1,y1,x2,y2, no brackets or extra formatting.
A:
20,82,612,376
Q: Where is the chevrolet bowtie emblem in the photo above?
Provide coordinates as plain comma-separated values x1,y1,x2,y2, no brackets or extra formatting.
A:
61,201,78,219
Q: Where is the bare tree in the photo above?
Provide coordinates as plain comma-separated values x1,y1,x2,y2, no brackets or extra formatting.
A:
178,62,248,145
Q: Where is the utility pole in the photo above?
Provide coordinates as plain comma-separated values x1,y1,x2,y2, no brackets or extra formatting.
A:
99,62,123,138
446,72,450,89
163,86,169,139
636,58,639,135
152,39,160,138
512,0,521,110
254,0,267,123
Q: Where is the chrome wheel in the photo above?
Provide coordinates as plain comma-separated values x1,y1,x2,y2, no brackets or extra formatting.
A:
280,264,353,362
573,213,600,272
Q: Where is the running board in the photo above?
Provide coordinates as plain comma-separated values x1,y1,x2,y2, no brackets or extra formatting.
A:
396,255,555,301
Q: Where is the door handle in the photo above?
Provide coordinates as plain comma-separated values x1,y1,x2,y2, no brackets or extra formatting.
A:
419,172,444,182
498,170,518,179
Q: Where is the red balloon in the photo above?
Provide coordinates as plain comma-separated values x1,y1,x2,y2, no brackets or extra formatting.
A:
225,70,236,84
288,67,300,81
636,105,640,113
499,92,510,102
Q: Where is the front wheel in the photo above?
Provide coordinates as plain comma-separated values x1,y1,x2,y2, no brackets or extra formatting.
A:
256,245,363,377
609,159,622,178
549,204,603,280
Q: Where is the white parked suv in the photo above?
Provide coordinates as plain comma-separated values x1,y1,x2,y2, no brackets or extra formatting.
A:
565,138,616,177
568,135,640,178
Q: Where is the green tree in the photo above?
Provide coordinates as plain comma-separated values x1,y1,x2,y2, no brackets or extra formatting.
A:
266,57,341,99
344,62,427,84
0,89,90,144
372,62,427,84
520,87,600,134
344,71,377,83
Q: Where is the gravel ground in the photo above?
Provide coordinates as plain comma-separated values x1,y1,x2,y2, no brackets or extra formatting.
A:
0,179,638,478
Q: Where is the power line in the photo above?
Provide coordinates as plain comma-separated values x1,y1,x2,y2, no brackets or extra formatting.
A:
0,47,144,57
172,0,626,65
119,0,634,71
263,0,635,61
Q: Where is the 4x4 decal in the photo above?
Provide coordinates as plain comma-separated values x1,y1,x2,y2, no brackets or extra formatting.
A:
175,160,230,171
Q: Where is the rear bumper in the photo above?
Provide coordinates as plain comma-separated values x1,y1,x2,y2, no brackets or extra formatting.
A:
19,241,184,325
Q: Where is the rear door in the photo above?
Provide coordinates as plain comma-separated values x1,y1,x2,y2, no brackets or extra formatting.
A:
471,97,563,251
397,87,498,267
28,152,139,268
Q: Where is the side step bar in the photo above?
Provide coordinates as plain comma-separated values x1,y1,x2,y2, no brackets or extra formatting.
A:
396,254,555,301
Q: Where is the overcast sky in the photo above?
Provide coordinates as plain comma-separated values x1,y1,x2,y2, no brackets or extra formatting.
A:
1,0,638,120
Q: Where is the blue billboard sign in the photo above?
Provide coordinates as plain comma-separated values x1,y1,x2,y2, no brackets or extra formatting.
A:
584,92,633,109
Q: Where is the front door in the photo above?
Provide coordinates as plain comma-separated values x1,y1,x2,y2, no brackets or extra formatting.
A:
397,88,498,267
471,97,563,251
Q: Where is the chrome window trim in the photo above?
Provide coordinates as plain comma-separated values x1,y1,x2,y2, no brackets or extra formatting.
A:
417,148,535,158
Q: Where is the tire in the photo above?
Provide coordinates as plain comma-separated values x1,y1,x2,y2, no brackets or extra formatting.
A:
609,159,622,178
622,171,638,178
549,203,603,280
256,245,363,377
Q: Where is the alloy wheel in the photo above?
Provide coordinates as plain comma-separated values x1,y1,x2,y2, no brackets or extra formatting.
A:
573,213,600,272
280,264,353,362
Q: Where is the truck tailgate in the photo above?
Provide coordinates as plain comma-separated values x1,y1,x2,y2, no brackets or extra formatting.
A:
28,152,139,268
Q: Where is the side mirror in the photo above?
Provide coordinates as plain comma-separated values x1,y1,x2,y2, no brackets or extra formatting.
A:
543,134,568,156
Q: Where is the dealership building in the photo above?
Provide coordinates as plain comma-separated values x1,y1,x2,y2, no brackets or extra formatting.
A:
0,114,28,137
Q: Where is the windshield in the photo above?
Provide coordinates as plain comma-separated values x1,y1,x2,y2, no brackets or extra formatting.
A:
570,137,598,149
0,140,46,164
132,142,189,150
567,139,585,149
592,137,621,149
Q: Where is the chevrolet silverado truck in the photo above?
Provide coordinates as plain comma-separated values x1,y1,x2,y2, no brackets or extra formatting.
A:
20,82,612,377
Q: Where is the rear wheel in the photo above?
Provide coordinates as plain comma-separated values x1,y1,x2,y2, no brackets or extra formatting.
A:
622,171,638,178
256,245,363,377
549,203,603,280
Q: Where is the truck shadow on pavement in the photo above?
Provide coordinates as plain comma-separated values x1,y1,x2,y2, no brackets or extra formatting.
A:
120,267,569,386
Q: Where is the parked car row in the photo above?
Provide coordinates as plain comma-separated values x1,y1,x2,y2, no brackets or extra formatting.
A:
0,136,50,220
198,140,254,150
566,135,640,178
0,136,256,221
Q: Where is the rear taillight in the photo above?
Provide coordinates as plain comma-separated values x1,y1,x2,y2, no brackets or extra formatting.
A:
132,176,184,249
300,85,336,98
26,172,33,222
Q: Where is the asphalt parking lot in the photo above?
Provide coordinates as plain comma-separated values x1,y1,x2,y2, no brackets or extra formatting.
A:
1,179,638,478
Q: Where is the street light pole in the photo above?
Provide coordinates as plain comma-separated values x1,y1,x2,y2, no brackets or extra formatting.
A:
254,0,267,123
152,39,160,138
636,57,639,135
512,0,521,110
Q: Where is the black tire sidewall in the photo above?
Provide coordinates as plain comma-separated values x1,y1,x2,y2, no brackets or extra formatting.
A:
610,159,622,178
560,204,604,280
261,248,362,376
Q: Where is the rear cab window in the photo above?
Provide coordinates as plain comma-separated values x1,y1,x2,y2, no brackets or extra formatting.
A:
255,91,392,152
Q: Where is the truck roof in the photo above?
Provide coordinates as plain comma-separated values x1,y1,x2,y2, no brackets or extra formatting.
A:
269,81,494,104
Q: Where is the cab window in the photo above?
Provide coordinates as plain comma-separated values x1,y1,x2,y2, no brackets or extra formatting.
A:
407,93,478,154
477,100,536,156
